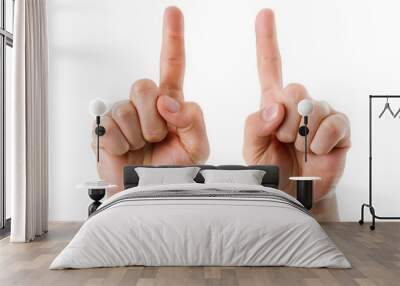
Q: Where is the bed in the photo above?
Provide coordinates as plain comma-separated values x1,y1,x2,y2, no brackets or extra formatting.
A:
50,165,350,269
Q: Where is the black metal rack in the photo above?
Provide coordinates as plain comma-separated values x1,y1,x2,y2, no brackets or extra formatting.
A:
359,95,400,230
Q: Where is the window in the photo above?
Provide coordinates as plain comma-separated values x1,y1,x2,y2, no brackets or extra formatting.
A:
5,0,13,33
0,0,14,236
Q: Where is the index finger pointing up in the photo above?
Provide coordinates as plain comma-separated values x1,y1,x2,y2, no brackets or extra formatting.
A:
256,9,282,105
160,7,185,99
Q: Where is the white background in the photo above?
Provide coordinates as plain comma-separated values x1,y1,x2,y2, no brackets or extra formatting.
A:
47,0,400,221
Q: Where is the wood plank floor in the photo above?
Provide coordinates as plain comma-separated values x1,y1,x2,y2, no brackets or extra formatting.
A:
0,222,399,286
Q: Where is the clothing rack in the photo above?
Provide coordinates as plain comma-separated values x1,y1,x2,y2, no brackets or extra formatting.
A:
359,95,400,230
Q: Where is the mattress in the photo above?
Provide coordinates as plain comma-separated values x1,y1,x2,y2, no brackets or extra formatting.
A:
50,183,350,269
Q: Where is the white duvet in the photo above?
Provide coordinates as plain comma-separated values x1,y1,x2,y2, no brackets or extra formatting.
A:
50,183,350,269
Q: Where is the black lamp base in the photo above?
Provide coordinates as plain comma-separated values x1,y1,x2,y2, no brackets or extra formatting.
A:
296,180,313,210
88,188,106,216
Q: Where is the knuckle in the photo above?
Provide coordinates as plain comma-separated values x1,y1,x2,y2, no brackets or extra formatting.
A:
284,83,308,101
132,138,146,150
130,79,158,99
325,119,342,138
182,102,205,126
112,103,132,121
314,101,331,117
292,92,307,104
186,101,203,116
245,111,261,126
159,86,184,98
285,82,306,92
143,128,167,143
93,115,112,132
116,146,129,156
338,112,350,127
161,55,185,67
276,130,296,143
312,149,324,156
261,54,280,65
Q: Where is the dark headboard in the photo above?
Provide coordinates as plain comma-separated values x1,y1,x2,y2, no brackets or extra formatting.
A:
123,165,279,189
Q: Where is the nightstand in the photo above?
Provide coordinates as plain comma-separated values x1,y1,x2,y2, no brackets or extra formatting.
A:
77,180,117,216
289,176,321,210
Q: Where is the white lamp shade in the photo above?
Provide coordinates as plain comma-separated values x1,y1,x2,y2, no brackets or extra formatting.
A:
298,99,313,116
89,98,107,117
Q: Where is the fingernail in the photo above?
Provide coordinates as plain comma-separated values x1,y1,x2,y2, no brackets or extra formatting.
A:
163,96,180,113
262,104,279,121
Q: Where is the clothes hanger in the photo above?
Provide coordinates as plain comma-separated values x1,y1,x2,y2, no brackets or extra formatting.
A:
379,97,395,118
394,104,400,118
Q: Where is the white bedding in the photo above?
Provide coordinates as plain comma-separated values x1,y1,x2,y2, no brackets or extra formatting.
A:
50,183,350,269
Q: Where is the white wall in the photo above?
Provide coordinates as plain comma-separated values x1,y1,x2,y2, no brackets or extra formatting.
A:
47,0,400,221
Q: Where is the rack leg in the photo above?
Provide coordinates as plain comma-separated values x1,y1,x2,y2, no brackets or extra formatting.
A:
370,206,376,231
359,204,376,230
359,204,366,225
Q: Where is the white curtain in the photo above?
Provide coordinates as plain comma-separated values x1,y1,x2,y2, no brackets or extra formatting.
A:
10,0,48,242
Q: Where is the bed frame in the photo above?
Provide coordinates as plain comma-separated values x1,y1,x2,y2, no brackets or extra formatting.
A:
123,165,280,189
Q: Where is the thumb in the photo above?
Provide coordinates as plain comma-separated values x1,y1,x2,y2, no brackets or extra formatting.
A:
243,102,285,163
156,95,210,163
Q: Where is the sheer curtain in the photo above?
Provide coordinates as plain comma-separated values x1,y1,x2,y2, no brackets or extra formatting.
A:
10,0,48,242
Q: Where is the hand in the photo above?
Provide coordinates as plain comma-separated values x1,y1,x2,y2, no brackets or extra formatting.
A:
92,7,209,194
243,9,351,204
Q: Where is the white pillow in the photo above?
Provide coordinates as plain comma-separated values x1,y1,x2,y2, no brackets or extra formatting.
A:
200,169,266,185
135,167,201,186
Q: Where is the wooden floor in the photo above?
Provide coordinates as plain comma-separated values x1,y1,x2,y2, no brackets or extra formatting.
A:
0,222,399,286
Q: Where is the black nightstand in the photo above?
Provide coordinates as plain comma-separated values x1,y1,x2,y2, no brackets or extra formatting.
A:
289,176,321,210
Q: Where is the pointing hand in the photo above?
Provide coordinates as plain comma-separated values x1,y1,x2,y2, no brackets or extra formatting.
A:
92,7,209,194
243,9,351,208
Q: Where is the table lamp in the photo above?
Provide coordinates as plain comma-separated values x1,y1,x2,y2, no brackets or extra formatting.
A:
289,99,321,210
77,98,117,216
89,98,107,162
298,99,313,162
